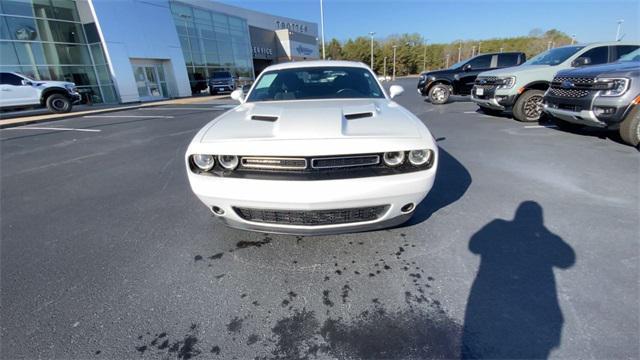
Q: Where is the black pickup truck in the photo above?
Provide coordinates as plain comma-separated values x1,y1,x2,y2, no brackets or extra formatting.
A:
417,52,526,104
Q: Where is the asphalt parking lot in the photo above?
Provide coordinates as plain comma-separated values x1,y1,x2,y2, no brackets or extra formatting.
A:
1,78,638,359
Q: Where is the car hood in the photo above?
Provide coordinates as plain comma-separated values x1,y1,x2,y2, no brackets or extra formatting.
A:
421,69,456,77
479,64,552,77
199,99,422,143
555,61,640,78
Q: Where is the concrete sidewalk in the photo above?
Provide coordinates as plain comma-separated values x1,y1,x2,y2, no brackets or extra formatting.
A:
0,95,229,128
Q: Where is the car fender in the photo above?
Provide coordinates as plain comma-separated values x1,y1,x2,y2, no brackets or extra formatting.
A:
40,87,70,105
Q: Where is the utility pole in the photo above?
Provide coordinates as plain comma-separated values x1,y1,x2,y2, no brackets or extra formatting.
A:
369,31,375,70
478,42,482,54
571,34,576,44
445,53,450,68
392,45,397,81
616,19,624,41
457,41,462,62
547,41,552,50
319,0,326,59
471,45,476,57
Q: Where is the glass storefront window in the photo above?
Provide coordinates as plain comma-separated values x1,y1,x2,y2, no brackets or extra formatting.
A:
90,43,107,64
36,18,86,43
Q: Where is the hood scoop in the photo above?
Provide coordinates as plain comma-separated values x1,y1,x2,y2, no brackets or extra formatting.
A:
251,115,279,122
344,112,373,120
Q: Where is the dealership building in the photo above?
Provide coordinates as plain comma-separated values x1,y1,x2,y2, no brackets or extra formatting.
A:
0,0,319,103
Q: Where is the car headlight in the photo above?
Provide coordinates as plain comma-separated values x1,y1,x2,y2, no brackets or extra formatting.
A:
408,149,433,166
383,151,405,167
218,155,239,170
595,78,630,97
193,154,215,171
64,84,77,92
497,76,516,89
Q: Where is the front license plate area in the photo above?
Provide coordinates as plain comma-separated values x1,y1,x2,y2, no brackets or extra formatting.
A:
476,88,484,96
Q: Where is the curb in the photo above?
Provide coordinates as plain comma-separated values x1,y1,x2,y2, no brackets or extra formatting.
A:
0,95,229,129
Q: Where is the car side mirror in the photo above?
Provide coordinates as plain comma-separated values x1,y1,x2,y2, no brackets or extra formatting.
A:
20,79,32,86
572,57,591,67
389,85,404,99
230,89,244,103
462,63,472,71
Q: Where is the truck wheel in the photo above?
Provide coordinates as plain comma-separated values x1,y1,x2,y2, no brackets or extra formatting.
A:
209,88,216,95
513,89,545,122
619,107,640,147
429,84,450,105
46,94,72,113
552,117,583,132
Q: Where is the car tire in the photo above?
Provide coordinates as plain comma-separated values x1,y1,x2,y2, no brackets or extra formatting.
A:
619,107,640,147
552,117,583,132
429,84,450,105
45,93,72,113
209,88,216,96
513,89,545,122
478,105,502,116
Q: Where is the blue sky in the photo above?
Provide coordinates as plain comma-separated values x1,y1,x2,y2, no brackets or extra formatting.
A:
218,0,639,44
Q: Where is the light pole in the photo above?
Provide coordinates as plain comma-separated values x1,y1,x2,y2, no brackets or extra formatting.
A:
571,34,576,44
392,45,397,81
445,53,450,68
422,38,430,72
547,40,552,50
368,31,375,70
457,41,462,62
319,0,326,59
471,45,476,57
499,47,503,53
478,41,482,54
616,19,624,41
383,56,387,80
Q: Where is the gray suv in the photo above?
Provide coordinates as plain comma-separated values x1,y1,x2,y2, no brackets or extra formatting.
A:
208,71,236,95
543,49,640,147
472,42,639,122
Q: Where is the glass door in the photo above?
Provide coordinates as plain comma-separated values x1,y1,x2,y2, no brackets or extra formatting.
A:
133,65,166,101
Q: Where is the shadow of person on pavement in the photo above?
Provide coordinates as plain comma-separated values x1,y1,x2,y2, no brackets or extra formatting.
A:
461,201,575,359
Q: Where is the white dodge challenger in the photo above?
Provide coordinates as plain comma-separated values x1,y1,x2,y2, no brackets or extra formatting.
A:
186,61,438,235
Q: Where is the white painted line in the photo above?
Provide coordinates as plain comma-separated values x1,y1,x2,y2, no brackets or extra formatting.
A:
464,111,478,114
83,115,174,118
138,107,218,111
212,105,237,109
524,125,558,129
2,126,101,132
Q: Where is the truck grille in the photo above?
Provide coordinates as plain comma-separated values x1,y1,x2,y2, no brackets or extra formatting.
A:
233,205,389,226
239,155,380,171
553,77,595,86
474,77,499,90
549,87,590,98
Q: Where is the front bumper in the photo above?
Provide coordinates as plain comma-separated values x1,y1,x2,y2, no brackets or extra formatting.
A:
70,92,81,104
543,92,628,128
209,83,235,92
470,86,517,110
187,168,437,235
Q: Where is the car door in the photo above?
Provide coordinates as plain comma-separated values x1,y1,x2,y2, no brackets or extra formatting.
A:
457,54,494,94
0,73,37,107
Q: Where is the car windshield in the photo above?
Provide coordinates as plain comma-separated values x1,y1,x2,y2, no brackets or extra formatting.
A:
212,72,232,79
246,66,385,102
524,46,585,65
618,48,640,62
448,59,467,69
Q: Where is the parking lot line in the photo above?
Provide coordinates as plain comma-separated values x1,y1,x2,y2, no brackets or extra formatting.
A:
1,126,102,132
138,107,219,111
464,111,478,114
83,115,174,118
524,125,558,129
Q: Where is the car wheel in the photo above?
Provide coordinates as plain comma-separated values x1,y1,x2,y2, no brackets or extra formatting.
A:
429,84,450,105
513,89,545,122
478,105,502,116
619,107,640,147
45,94,72,113
209,88,216,95
552,117,583,132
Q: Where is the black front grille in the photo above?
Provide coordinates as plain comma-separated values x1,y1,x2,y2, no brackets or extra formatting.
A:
549,87,590,98
475,76,499,84
553,76,595,86
234,205,389,226
311,155,379,169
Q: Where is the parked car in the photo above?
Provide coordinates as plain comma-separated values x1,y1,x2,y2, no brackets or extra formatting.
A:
186,61,438,235
417,52,526,104
0,72,81,113
208,71,236,95
543,48,640,146
471,42,639,122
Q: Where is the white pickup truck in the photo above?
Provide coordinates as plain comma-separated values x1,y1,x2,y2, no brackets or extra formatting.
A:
0,72,81,113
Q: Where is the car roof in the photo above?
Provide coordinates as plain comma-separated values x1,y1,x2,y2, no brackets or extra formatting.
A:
557,41,639,48
262,60,371,72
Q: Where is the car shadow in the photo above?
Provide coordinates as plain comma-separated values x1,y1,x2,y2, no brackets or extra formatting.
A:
544,120,636,149
461,201,576,359
424,95,475,104
399,146,472,227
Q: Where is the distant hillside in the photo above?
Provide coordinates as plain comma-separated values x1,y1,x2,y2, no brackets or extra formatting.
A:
322,29,573,75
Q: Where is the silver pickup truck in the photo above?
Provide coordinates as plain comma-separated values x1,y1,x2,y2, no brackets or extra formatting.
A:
471,42,639,122
543,49,640,147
